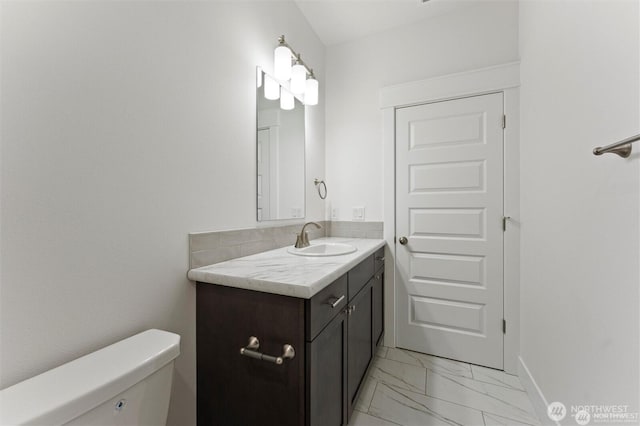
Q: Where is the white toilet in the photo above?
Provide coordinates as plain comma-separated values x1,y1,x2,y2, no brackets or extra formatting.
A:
0,329,180,426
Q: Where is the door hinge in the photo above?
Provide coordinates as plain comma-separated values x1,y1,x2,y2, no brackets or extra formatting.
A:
393,236,396,244
502,115,506,129
503,319,506,334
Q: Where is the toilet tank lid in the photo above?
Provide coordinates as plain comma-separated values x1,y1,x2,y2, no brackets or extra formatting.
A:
0,329,180,426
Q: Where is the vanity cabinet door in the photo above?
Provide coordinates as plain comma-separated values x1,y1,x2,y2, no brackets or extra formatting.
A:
372,269,384,346
197,284,305,426
307,310,347,426
347,283,373,417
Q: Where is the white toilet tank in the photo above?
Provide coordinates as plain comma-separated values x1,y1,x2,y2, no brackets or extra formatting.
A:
0,329,180,426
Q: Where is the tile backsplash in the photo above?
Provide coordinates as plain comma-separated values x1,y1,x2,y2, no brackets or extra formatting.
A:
189,220,383,269
327,221,383,239
189,222,326,269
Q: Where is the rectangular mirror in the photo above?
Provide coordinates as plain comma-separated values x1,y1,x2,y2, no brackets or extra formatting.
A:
256,71,305,222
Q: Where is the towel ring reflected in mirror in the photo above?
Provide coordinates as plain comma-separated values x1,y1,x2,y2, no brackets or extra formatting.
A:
314,178,327,200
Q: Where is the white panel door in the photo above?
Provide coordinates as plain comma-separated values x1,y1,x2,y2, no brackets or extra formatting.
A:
395,93,504,369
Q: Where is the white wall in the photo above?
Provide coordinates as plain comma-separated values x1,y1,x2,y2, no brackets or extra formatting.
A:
519,0,639,418
0,2,324,424
324,1,519,221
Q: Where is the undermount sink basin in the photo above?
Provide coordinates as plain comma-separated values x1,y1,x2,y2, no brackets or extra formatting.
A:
288,242,357,257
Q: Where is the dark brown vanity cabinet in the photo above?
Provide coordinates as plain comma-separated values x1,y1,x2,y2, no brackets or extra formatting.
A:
307,305,348,426
372,271,384,346
196,247,384,426
347,283,372,417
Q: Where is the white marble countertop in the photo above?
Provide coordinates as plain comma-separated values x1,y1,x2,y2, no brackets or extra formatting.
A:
187,237,386,299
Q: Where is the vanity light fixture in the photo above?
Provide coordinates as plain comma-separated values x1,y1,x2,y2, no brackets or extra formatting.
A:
305,77,318,106
264,74,280,100
290,58,307,95
271,35,319,107
280,89,294,110
274,43,292,81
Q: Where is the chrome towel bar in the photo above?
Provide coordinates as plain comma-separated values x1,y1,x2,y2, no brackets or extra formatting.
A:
593,134,640,158
239,336,295,365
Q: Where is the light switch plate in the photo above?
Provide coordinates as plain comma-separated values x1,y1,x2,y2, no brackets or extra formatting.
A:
352,207,365,221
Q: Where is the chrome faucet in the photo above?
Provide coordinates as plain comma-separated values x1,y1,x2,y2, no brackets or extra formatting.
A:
295,222,322,248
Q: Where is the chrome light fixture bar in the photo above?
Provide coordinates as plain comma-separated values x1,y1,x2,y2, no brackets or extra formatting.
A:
273,35,318,107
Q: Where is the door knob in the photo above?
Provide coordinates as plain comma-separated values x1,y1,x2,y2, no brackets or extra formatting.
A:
399,236,408,245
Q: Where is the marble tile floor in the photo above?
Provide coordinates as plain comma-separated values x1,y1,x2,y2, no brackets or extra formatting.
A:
351,346,541,426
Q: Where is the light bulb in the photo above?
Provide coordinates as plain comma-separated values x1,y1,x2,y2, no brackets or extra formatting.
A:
305,77,318,106
264,75,280,100
280,89,294,110
274,45,292,81
290,64,306,95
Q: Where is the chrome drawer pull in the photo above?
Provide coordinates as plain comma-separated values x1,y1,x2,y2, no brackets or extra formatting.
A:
328,295,345,308
239,336,295,365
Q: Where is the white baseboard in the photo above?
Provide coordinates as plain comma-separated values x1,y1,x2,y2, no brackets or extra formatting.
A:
518,356,556,426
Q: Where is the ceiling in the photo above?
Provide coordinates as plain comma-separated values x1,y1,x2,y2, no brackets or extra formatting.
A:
294,0,474,47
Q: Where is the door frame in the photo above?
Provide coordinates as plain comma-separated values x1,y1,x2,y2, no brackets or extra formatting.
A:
380,62,521,373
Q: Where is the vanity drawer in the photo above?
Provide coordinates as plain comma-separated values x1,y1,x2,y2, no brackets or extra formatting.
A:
374,247,385,272
348,255,374,299
306,274,348,340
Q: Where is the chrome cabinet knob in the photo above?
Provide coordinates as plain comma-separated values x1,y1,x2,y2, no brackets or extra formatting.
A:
399,236,408,245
